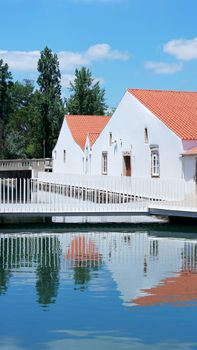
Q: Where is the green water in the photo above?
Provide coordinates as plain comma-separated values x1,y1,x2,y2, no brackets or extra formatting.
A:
0,224,197,350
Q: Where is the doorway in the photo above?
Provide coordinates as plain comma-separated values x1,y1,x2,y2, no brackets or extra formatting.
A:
123,154,131,176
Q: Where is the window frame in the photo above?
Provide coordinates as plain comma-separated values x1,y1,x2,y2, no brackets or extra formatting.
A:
151,148,160,178
144,127,149,144
63,149,66,163
102,151,108,175
109,132,112,146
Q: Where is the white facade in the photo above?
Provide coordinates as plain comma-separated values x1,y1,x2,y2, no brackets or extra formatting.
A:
52,91,197,181
91,91,197,181
52,119,84,174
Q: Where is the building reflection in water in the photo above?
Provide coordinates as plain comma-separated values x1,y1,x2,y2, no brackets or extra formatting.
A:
1,231,197,307
65,235,102,290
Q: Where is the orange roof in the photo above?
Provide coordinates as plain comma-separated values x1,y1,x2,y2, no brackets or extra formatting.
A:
182,146,197,156
65,115,111,150
133,271,197,307
128,89,197,140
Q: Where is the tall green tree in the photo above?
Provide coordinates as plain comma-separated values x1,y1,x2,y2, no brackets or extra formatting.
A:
37,47,64,157
65,67,107,115
5,81,42,158
0,60,12,157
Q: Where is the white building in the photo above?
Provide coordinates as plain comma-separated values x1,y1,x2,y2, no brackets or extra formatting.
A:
91,89,197,181
52,115,111,174
53,89,197,182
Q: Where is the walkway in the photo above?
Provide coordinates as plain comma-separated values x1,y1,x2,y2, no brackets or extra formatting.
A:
0,176,197,219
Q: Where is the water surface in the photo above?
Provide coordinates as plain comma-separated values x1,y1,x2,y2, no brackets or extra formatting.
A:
0,226,197,349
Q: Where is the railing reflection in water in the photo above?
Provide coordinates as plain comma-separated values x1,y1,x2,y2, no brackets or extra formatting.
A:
1,232,197,307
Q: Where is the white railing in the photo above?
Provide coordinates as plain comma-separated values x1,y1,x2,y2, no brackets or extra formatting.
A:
0,177,150,214
38,172,195,202
0,176,197,215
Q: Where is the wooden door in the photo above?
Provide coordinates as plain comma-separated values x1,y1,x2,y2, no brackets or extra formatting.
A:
123,156,131,176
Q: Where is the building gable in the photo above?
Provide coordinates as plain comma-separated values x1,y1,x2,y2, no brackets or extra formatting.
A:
128,89,197,140
65,115,111,150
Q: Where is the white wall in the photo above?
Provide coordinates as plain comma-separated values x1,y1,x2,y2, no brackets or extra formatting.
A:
182,156,196,181
91,91,184,180
84,136,92,175
52,119,84,174
181,140,197,181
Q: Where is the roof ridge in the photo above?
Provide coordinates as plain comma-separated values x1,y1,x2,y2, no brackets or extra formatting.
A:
128,88,197,94
65,114,111,118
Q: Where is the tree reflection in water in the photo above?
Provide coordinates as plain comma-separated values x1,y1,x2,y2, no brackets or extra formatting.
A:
0,237,11,295
65,236,102,291
36,236,61,308
0,234,61,307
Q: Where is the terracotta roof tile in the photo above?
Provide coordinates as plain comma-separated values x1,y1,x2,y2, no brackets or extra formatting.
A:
65,115,111,150
88,133,101,147
128,89,197,140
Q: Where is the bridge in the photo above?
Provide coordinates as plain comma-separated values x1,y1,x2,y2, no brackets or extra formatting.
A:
0,158,53,179
0,174,197,220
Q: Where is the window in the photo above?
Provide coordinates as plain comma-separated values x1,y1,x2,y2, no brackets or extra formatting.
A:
85,157,88,174
144,127,149,144
63,150,66,163
109,132,112,146
151,149,160,177
102,152,108,175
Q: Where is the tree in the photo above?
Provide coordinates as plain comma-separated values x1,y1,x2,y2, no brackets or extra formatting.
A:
5,81,42,158
0,60,12,157
37,47,64,157
65,67,107,115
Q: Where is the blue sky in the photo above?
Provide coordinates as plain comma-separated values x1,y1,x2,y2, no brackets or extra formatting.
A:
1,0,197,108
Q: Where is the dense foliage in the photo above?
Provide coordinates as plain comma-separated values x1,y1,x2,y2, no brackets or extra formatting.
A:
0,51,108,159
0,59,13,158
65,67,107,115
37,47,64,157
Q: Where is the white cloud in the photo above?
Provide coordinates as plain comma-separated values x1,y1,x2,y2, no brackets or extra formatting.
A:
0,50,40,70
163,37,197,61
145,61,183,74
61,74,105,89
0,44,129,72
86,44,128,61
61,74,75,88
93,76,106,84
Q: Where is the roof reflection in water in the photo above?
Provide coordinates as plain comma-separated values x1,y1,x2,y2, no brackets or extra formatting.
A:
0,231,197,307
